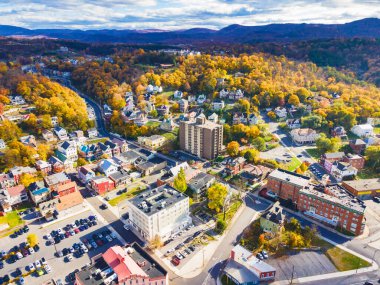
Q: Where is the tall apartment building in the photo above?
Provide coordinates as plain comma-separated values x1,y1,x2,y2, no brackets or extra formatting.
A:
126,185,191,241
179,115,223,160
267,169,366,236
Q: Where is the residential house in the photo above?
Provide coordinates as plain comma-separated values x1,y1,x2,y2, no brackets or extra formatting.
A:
0,139,6,150
160,118,175,132
0,185,28,212
349,139,367,154
290,128,319,144
208,113,218,124
239,165,272,185
111,138,128,153
260,202,286,233
274,107,287,119
78,165,96,185
188,172,215,196
109,170,131,187
197,94,206,104
87,128,98,138
42,130,56,142
55,181,77,197
179,99,189,113
0,173,16,190
211,100,225,110
44,172,70,192
330,161,357,182
57,141,78,162
156,105,170,116
103,104,113,116
124,96,135,112
104,140,123,156
219,89,244,100
223,157,246,175
48,156,65,173
351,124,374,138
29,181,50,205
9,166,37,184
145,101,156,113
342,153,365,170
79,144,101,161
39,198,59,221
224,245,276,285
35,160,51,174
233,113,248,125
248,114,259,125
135,156,167,176
87,106,96,120
98,142,112,157
138,135,166,150
20,135,37,148
97,159,119,177
331,126,347,140
10,96,26,105
123,110,148,126
89,176,115,195
286,118,301,129
173,90,183,99
320,152,345,172
51,116,59,127
188,95,196,103
54,127,69,141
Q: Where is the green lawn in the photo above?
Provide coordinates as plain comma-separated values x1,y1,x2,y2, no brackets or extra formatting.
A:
108,185,147,206
284,157,302,171
374,127,380,134
217,200,243,224
86,138,108,144
313,238,370,271
0,211,24,228
357,167,380,179
161,132,177,141
146,121,161,128
306,148,323,159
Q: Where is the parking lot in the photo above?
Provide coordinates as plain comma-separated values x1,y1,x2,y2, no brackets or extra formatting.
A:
0,210,121,284
266,250,337,280
308,163,337,183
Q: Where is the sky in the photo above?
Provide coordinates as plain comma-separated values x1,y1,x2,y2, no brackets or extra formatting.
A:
0,0,379,30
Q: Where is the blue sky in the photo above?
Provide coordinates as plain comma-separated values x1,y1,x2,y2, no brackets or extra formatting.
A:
1,0,379,30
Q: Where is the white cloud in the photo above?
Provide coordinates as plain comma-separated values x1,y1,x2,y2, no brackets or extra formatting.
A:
0,0,378,30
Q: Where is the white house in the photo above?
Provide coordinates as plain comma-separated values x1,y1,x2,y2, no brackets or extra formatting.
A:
51,116,59,127
57,141,78,162
10,96,26,105
208,113,219,124
197,94,206,104
173,90,183,99
98,159,119,177
146,84,154,93
351,124,374,138
54,127,69,141
330,162,358,182
286,119,301,129
212,100,225,110
103,104,113,116
188,95,196,103
87,128,98,139
290,128,319,144
145,101,156,113
160,118,175,132
78,165,96,184
137,135,166,150
274,107,287,119
42,130,56,142
249,114,258,125
0,139,6,150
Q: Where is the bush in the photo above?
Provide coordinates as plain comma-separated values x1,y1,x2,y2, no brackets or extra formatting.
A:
215,219,227,234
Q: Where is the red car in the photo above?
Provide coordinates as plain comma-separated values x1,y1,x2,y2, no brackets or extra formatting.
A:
74,228,80,234
171,257,180,266
65,232,70,238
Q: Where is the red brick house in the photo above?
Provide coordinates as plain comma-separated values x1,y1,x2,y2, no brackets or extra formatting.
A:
89,176,115,195
349,139,366,154
343,153,365,170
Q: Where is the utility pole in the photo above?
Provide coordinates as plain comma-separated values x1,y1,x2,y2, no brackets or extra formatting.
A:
289,265,295,284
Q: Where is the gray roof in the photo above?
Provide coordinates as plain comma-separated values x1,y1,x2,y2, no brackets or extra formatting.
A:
268,169,310,188
45,172,69,186
324,152,345,159
188,172,215,192
129,184,188,216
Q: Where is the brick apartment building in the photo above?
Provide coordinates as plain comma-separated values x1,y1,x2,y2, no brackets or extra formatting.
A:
267,169,366,235
179,115,223,160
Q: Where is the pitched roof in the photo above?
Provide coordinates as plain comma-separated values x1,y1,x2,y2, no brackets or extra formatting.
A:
6,185,26,197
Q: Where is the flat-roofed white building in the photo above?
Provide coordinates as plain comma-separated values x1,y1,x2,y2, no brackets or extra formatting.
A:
126,185,191,241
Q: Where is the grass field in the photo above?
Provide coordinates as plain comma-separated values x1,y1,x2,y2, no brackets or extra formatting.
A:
146,121,161,128
306,148,323,159
313,238,370,271
217,200,243,224
108,185,147,206
357,167,380,179
161,132,177,141
374,127,380,134
285,157,302,171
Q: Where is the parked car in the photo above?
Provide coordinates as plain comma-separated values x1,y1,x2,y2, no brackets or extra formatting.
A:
256,253,264,260
261,250,269,259
171,257,180,266
33,244,40,252
372,197,380,203
16,252,23,259
35,260,41,268
100,203,108,209
41,257,47,265
29,247,35,254
44,264,52,273
28,263,35,271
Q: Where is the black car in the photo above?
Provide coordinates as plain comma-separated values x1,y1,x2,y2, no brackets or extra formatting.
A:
62,248,69,256
75,220,80,226
373,197,380,203
0,261,3,269
193,231,202,238
100,203,108,209
7,255,16,264
33,244,40,252
14,268,22,277
54,237,61,244
92,220,97,226
87,222,93,228
3,274,10,283
23,225,29,233
60,234,65,240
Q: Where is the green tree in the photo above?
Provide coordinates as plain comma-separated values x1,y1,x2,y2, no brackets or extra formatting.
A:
27,233,39,247
252,137,266,151
243,148,259,163
215,219,227,234
284,217,302,234
301,115,325,129
207,183,228,213
316,133,341,153
226,141,240,157
173,168,187,193
77,158,88,167
288,94,300,106
365,145,380,170
149,109,158,118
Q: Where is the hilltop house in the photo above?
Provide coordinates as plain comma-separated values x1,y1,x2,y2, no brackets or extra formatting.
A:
54,127,69,141
87,128,98,138
211,100,225,110
57,141,78,162
208,113,218,124
290,128,319,144
42,130,56,142
160,118,175,132
97,159,119,177
351,124,374,138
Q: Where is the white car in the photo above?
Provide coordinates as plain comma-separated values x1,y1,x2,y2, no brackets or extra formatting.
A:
67,254,73,261
110,232,117,239
82,246,88,253
46,234,52,239
57,228,63,234
44,264,52,273
28,263,35,271
69,230,75,236
35,260,41,268
106,235,112,242
16,252,23,259
29,247,35,254
123,224,130,230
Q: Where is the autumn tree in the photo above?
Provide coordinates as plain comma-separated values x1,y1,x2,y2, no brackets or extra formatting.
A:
365,145,380,170
173,168,187,193
288,94,300,106
226,141,240,157
252,137,266,151
148,234,163,250
0,121,22,142
207,183,228,213
27,233,39,247
316,134,341,153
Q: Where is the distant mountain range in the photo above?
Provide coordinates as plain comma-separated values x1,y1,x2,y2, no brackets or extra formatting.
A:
0,18,379,44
